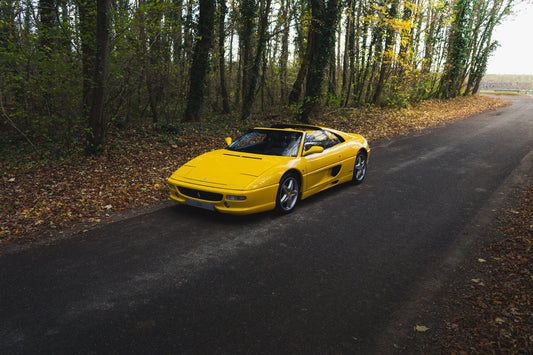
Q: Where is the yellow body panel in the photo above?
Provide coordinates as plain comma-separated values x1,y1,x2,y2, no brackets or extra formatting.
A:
167,126,370,215
168,176,279,215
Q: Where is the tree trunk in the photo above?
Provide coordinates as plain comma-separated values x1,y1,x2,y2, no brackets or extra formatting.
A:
343,0,357,106
241,0,272,121
438,0,473,99
79,0,96,117
239,0,255,110
84,0,110,155
422,7,437,74
218,0,230,113
353,4,370,105
279,0,290,102
183,0,194,65
184,0,216,121
361,11,384,104
170,0,183,64
396,0,413,77
373,0,398,105
38,0,57,52
299,0,340,122
327,44,336,98
341,0,352,96
145,0,165,124
0,2,15,50
288,5,319,106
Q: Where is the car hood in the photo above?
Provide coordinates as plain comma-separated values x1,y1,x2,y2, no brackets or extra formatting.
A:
170,149,287,190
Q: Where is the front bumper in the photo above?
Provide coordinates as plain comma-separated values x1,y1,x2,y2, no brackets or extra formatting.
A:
167,177,278,215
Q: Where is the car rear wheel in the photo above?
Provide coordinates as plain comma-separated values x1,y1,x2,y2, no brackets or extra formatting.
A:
276,173,300,213
352,151,367,184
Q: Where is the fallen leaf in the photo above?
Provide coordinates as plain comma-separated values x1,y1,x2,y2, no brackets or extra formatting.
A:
471,278,485,286
415,325,430,332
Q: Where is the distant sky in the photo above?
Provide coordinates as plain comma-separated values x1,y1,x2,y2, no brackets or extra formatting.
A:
486,1,533,75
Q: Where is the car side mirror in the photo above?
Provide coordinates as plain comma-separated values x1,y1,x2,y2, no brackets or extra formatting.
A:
225,137,232,146
303,145,324,157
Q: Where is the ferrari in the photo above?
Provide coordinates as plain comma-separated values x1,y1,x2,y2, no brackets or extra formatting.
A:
167,124,370,215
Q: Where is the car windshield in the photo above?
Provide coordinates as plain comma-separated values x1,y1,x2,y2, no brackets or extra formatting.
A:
227,129,303,157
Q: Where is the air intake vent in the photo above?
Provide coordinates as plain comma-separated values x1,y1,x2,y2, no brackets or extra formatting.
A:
331,165,341,177
241,155,262,160
178,187,223,202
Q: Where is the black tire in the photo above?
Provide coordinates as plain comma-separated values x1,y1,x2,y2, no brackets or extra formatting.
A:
275,173,300,213
352,151,367,184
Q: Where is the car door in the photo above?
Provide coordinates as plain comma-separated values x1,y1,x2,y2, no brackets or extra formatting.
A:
302,130,344,193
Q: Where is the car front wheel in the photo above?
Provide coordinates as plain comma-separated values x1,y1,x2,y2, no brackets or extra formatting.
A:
276,173,300,213
352,151,367,184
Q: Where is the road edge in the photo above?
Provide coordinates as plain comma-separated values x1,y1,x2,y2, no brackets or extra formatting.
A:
368,148,533,353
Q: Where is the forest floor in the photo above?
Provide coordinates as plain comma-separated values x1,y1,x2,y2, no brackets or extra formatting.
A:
1,95,531,352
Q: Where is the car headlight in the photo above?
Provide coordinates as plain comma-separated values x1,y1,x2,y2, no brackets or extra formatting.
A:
226,195,247,201
167,182,176,191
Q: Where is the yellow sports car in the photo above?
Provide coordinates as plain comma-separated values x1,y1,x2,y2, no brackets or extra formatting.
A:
167,124,370,215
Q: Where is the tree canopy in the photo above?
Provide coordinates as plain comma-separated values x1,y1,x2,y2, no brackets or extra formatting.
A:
0,0,515,155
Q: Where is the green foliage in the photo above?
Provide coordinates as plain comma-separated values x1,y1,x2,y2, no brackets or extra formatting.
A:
0,17,82,157
325,92,343,107
0,0,518,158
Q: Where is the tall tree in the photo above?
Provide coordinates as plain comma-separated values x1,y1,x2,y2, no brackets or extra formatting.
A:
352,2,371,105
341,0,354,99
464,0,513,95
438,0,473,98
373,0,398,105
299,0,341,122
0,0,522,156
169,0,184,64
138,0,166,124
80,0,111,155
238,0,255,115
241,0,272,120
184,0,216,121
288,1,316,105
38,0,57,52
218,0,231,113
0,1,15,50
278,0,292,102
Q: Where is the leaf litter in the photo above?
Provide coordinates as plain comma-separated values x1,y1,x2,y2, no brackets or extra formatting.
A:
414,186,532,353
1,95,508,244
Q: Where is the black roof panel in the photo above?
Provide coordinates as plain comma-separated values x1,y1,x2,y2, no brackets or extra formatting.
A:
270,123,322,131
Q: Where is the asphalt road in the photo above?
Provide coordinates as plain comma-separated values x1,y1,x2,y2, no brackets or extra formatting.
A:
1,96,532,354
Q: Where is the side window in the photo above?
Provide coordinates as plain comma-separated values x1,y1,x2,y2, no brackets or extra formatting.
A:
304,130,342,150
304,130,328,150
324,130,341,148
